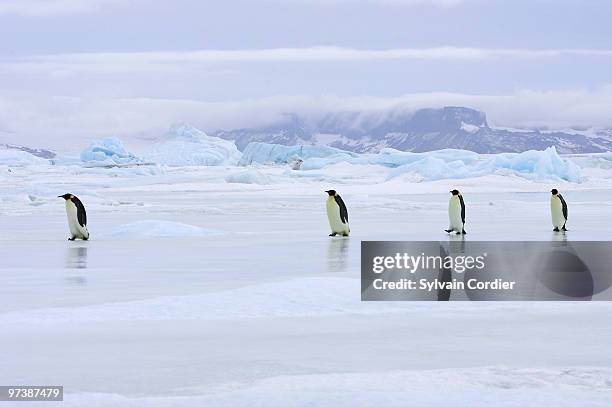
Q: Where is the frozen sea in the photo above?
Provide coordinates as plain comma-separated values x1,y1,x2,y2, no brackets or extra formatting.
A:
2,157,612,406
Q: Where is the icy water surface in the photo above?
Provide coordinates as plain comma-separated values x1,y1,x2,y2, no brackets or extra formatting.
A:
2,176,612,403
2,190,610,310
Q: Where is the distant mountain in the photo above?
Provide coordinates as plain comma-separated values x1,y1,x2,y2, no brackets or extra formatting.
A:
0,143,56,158
214,107,612,154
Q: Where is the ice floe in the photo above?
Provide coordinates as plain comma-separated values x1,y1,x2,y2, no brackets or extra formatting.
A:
109,220,223,238
226,169,272,185
0,149,48,166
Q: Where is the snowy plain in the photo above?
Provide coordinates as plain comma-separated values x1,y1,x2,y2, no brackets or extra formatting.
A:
2,133,612,406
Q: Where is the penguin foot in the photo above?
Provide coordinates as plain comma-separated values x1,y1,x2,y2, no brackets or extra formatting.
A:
562,227,568,232
444,229,452,233
329,233,337,237
553,227,560,232
462,230,467,235
68,237,76,241
342,233,349,237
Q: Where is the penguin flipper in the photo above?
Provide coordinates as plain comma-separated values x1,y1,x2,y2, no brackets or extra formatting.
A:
334,195,349,224
71,196,87,227
559,194,568,221
459,195,466,224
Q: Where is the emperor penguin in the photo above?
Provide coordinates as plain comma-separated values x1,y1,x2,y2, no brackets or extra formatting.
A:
550,188,568,232
445,189,466,235
59,193,89,241
325,190,350,237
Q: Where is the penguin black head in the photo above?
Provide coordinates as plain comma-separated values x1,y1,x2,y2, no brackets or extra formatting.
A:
450,189,460,196
551,188,558,195
58,193,73,200
325,190,337,196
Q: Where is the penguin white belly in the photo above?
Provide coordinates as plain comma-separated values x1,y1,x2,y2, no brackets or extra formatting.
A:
448,198,463,233
551,198,565,229
65,201,89,239
327,199,349,235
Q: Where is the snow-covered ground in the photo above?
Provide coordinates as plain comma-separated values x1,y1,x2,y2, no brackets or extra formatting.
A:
2,140,612,406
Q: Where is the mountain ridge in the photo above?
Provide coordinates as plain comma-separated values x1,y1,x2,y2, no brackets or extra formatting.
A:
214,106,612,154
1,143,57,159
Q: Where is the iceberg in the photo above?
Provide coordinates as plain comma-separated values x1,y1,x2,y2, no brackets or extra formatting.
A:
142,124,241,166
226,169,272,185
80,137,140,165
296,145,581,182
386,147,582,182
238,142,356,166
488,147,583,182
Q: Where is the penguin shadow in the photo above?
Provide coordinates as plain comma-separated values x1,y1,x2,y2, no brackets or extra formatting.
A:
327,237,350,273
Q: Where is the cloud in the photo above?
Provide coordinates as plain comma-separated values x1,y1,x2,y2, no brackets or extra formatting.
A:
2,87,612,150
0,0,464,17
2,46,611,76
0,0,131,17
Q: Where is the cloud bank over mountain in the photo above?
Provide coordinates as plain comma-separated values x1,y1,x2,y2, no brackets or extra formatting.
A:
3,87,612,149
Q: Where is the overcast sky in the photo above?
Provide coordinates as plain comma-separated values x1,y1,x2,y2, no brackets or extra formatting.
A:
1,0,611,149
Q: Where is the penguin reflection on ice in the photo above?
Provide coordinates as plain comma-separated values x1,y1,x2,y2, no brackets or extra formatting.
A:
66,246,88,269
59,194,89,241
445,189,466,235
550,189,568,232
325,190,350,237
327,238,350,273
